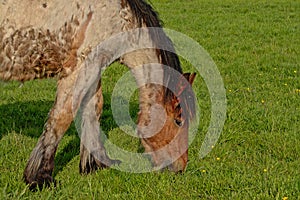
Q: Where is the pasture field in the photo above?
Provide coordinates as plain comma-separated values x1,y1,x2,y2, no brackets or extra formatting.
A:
0,0,299,199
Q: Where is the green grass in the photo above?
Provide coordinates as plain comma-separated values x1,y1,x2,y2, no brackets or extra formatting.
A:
0,0,299,199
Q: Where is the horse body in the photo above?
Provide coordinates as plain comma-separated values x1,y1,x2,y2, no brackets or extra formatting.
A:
0,0,130,81
0,0,196,190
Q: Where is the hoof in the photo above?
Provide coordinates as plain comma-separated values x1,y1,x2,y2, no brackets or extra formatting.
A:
79,155,121,174
24,173,55,191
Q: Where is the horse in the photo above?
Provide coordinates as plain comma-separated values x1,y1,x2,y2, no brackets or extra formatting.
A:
0,0,196,190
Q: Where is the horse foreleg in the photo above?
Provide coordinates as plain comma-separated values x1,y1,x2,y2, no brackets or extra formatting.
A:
23,75,75,190
78,81,120,174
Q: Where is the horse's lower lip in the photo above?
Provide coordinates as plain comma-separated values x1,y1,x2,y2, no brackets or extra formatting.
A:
167,158,187,173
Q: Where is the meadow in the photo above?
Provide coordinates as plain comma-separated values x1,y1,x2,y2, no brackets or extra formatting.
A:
0,0,299,199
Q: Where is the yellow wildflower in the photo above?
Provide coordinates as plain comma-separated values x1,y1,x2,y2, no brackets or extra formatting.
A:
263,169,267,172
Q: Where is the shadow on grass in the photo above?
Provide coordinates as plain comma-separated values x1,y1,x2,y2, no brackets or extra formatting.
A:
0,100,78,176
0,96,139,176
0,100,53,139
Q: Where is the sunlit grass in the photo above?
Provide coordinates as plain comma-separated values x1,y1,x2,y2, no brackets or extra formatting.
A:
0,0,299,199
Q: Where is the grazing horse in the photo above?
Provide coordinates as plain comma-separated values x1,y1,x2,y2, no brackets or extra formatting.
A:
0,0,196,189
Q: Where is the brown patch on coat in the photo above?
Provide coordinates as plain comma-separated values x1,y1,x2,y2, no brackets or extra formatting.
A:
120,0,127,8
0,11,93,81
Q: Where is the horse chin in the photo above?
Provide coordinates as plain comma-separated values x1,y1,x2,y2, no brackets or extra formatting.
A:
168,157,187,173
151,151,188,173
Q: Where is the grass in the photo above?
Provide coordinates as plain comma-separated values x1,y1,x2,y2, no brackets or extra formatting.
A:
0,0,299,199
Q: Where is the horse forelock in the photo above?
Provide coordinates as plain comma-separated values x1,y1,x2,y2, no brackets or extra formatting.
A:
165,80,196,122
124,0,162,27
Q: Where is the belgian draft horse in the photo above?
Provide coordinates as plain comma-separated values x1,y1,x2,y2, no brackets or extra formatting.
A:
0,0,196,189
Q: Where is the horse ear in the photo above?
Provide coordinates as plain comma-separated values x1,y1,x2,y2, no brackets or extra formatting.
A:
183,72,196,85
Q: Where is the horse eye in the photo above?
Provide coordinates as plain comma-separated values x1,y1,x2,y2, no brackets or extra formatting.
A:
174,118,184,127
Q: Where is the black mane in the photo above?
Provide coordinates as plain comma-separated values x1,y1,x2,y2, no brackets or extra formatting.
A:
126,0,195,120
125,0,182,71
